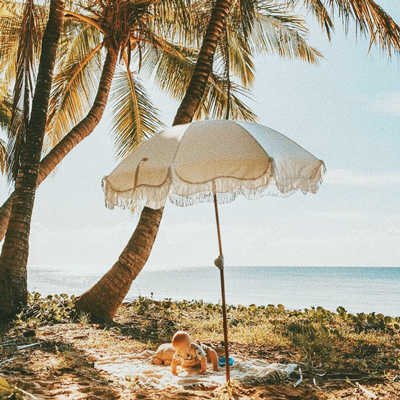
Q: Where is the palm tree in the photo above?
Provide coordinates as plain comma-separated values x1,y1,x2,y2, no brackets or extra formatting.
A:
77,0,400,321
75,0,236,320
0,0,191,318
0,0,317,318
75,0,324,320
0,0,64,320
0,0,279,239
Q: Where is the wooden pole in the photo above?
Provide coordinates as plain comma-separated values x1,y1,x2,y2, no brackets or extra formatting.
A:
213,193,231,383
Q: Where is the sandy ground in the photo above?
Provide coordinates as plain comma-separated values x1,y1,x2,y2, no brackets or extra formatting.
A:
1,322,399,399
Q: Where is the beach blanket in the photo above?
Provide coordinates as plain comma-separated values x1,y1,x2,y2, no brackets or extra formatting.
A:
95,351,298,390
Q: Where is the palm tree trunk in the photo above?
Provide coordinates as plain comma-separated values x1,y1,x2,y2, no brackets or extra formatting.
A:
0,49,118,242
0,0,64,320
76,0,233,321
76,207,163,319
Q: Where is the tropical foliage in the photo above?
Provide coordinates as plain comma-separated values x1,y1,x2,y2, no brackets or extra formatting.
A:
0,0,321,181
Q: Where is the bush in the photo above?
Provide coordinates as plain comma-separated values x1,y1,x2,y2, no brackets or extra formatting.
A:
13,292,77,330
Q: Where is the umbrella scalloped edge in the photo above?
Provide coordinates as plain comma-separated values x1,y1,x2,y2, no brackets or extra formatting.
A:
102,160,326,213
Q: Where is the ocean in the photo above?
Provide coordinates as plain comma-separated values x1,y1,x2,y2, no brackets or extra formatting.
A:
29,266,400,316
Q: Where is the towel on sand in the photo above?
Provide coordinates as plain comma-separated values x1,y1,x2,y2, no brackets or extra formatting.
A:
95,351,298,390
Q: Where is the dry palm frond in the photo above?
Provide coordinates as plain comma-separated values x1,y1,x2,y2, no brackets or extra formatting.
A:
110,69,162,158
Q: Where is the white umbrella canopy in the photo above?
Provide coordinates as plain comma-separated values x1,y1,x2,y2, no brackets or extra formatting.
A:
102,120,325,383
103,120,325,212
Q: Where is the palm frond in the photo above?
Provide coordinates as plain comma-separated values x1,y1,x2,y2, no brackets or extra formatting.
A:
0,82,12,130
183,0,321,76
7,0,48,181
111,69,163,158
0,139,8,175
250,2,322,63
215,29,255,87
302,0,334,40
0,9,20,74
0,1,47,82
197,74,257,121
150,0,196,44
143,34,256,121
298,0,400,54
45,25,103,152
237,0,258,39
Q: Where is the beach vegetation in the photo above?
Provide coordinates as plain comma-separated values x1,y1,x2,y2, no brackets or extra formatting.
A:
1,294,399,398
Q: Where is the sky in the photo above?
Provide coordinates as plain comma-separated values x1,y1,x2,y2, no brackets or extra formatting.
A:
1,0,400,271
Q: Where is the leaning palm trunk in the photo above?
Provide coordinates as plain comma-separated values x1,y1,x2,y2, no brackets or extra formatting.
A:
76,0,234,321
0,0,64,320
0,49,118,241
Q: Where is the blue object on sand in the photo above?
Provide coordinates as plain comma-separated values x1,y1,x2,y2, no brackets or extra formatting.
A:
218,356,234,367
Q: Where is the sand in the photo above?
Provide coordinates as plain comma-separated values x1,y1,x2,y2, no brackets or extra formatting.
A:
1,322,399,399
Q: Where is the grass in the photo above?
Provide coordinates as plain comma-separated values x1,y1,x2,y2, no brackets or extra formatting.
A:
114,297,400,379
1,293,400,399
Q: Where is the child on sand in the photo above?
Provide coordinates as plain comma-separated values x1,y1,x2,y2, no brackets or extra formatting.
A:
170,331,219,375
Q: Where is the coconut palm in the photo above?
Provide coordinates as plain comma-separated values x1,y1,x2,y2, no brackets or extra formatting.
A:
0,0,64,320
0,0,310,239
0,0,319,319
75,0,236,319
0,0,320,238
75,0,326,320
77,0,400,321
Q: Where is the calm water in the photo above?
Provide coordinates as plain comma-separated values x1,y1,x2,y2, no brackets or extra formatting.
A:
29,266,400,316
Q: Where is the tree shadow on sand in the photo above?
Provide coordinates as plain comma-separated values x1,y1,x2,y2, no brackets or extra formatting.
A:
1,339,122,399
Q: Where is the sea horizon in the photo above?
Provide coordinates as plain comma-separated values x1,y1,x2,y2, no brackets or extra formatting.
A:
29,265,400,317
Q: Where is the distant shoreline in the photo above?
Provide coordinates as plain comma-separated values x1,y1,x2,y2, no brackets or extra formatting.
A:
29,266,400,317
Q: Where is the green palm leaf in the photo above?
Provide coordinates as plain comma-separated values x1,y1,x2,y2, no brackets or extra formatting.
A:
111,69,163,158
45,25,103,153
143,34,256,120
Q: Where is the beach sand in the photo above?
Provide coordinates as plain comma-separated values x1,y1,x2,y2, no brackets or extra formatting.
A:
1,297,399,399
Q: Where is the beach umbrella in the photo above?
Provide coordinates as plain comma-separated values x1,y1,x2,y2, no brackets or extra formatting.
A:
102,120,326,382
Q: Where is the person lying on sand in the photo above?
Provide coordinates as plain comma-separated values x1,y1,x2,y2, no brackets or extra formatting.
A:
170,331,218,375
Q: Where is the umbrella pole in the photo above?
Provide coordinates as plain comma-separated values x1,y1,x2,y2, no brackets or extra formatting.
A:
213,194,231,383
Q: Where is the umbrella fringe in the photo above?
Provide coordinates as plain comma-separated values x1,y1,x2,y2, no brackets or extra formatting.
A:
102,161,326,213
